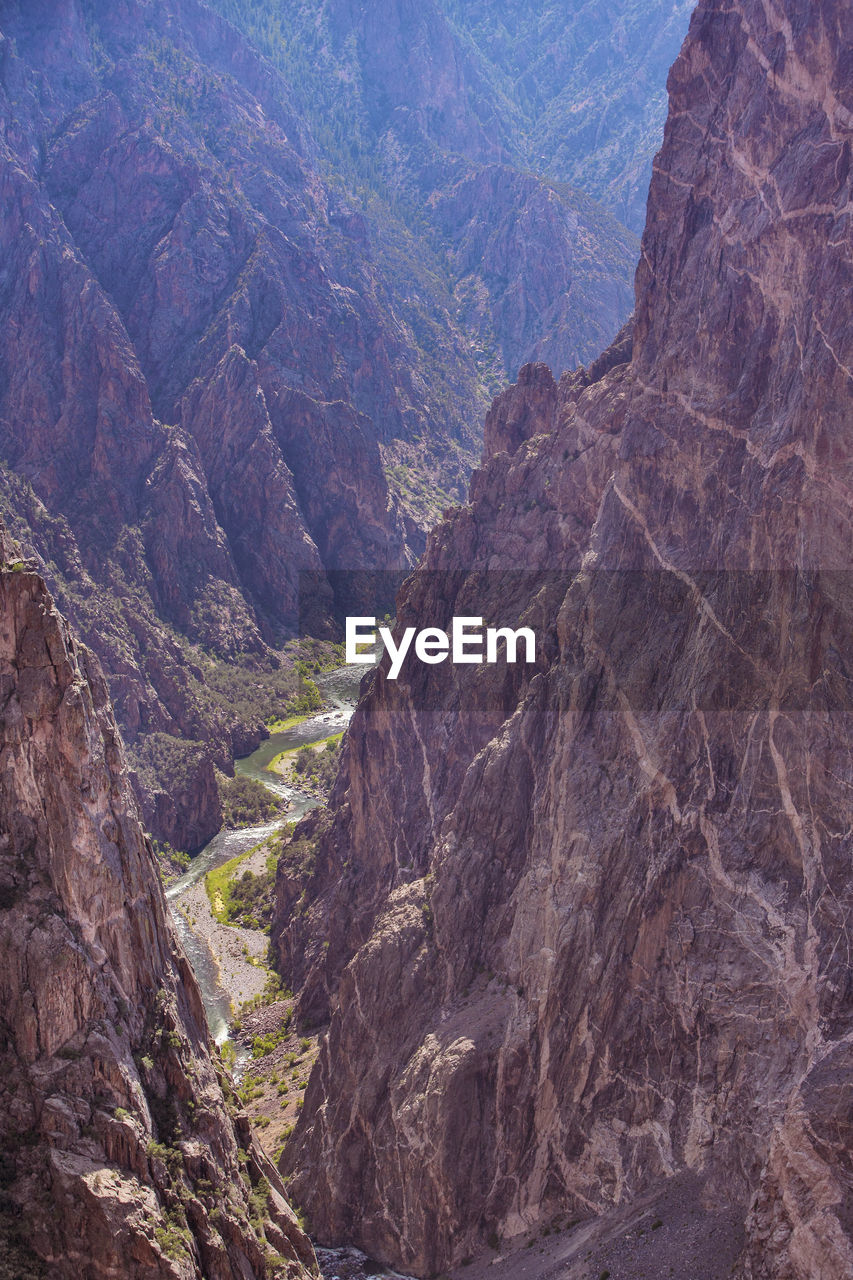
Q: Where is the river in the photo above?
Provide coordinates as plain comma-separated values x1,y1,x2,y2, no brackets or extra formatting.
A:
166,658,370,1043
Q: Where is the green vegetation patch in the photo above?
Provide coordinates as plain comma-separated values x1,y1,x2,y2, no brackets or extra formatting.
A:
268,733,341,795
265,712,312,735
293,737,340,790
150,838,191,886
263,664,322,730
287,638,346,674
205,836,283,930
233,971,290,1029
227,862,276,931
205,848,256,923
250,1014,293,1060
218,772,285,829
269,828,320,880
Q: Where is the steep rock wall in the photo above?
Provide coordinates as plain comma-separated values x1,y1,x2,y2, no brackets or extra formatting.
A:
274,2,853,1276
0,526,315,1279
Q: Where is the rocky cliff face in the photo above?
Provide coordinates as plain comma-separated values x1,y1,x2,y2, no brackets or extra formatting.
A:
435,167,635,382
0,0,643,846
274,1,853,1276
0,526,315,1279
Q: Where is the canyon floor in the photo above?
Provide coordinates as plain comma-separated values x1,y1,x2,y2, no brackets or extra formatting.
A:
173,695,749,1280
170,726,336,1172
175,856,271,1008
175,849,323,1170
232,1001,321,1169
178,854,746,1280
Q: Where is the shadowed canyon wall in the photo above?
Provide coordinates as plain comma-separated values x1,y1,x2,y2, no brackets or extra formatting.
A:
274,1,853,1275
0,526,315,1279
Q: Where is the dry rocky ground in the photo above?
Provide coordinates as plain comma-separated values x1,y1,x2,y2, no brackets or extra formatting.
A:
173,836,321,1168
232,1001,321,1173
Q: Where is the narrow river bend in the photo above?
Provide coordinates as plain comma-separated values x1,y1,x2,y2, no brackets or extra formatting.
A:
166,659,369,1043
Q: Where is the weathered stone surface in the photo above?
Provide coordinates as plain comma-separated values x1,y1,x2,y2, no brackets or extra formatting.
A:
483,361,560,459
0,530,315,1279
274,2,853,1276
0,0,443,843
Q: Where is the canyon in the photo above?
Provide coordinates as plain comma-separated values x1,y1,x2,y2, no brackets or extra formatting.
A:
0,522,315,1279
0,0,664,851
4,0,851,1277
222,0,694,233
272,1,853,1277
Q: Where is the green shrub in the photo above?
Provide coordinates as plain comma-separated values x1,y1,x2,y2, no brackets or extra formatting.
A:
250,1015,292,1059
219,773,285,830
228,866,275,930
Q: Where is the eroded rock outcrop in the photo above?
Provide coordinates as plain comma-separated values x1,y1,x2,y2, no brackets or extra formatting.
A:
274,2,853,1276
0,526,315,1279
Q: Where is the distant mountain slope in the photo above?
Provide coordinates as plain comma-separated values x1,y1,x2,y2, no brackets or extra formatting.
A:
442,0,696,230
0,0,424,848
0,0,647,848
219,1,691,240
208,0,640,384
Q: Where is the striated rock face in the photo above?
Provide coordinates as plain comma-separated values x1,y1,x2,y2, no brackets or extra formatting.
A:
275,1,853,1276
0,527,315,1279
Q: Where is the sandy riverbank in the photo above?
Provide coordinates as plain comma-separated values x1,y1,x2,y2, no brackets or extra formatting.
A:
173,844,272,1009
